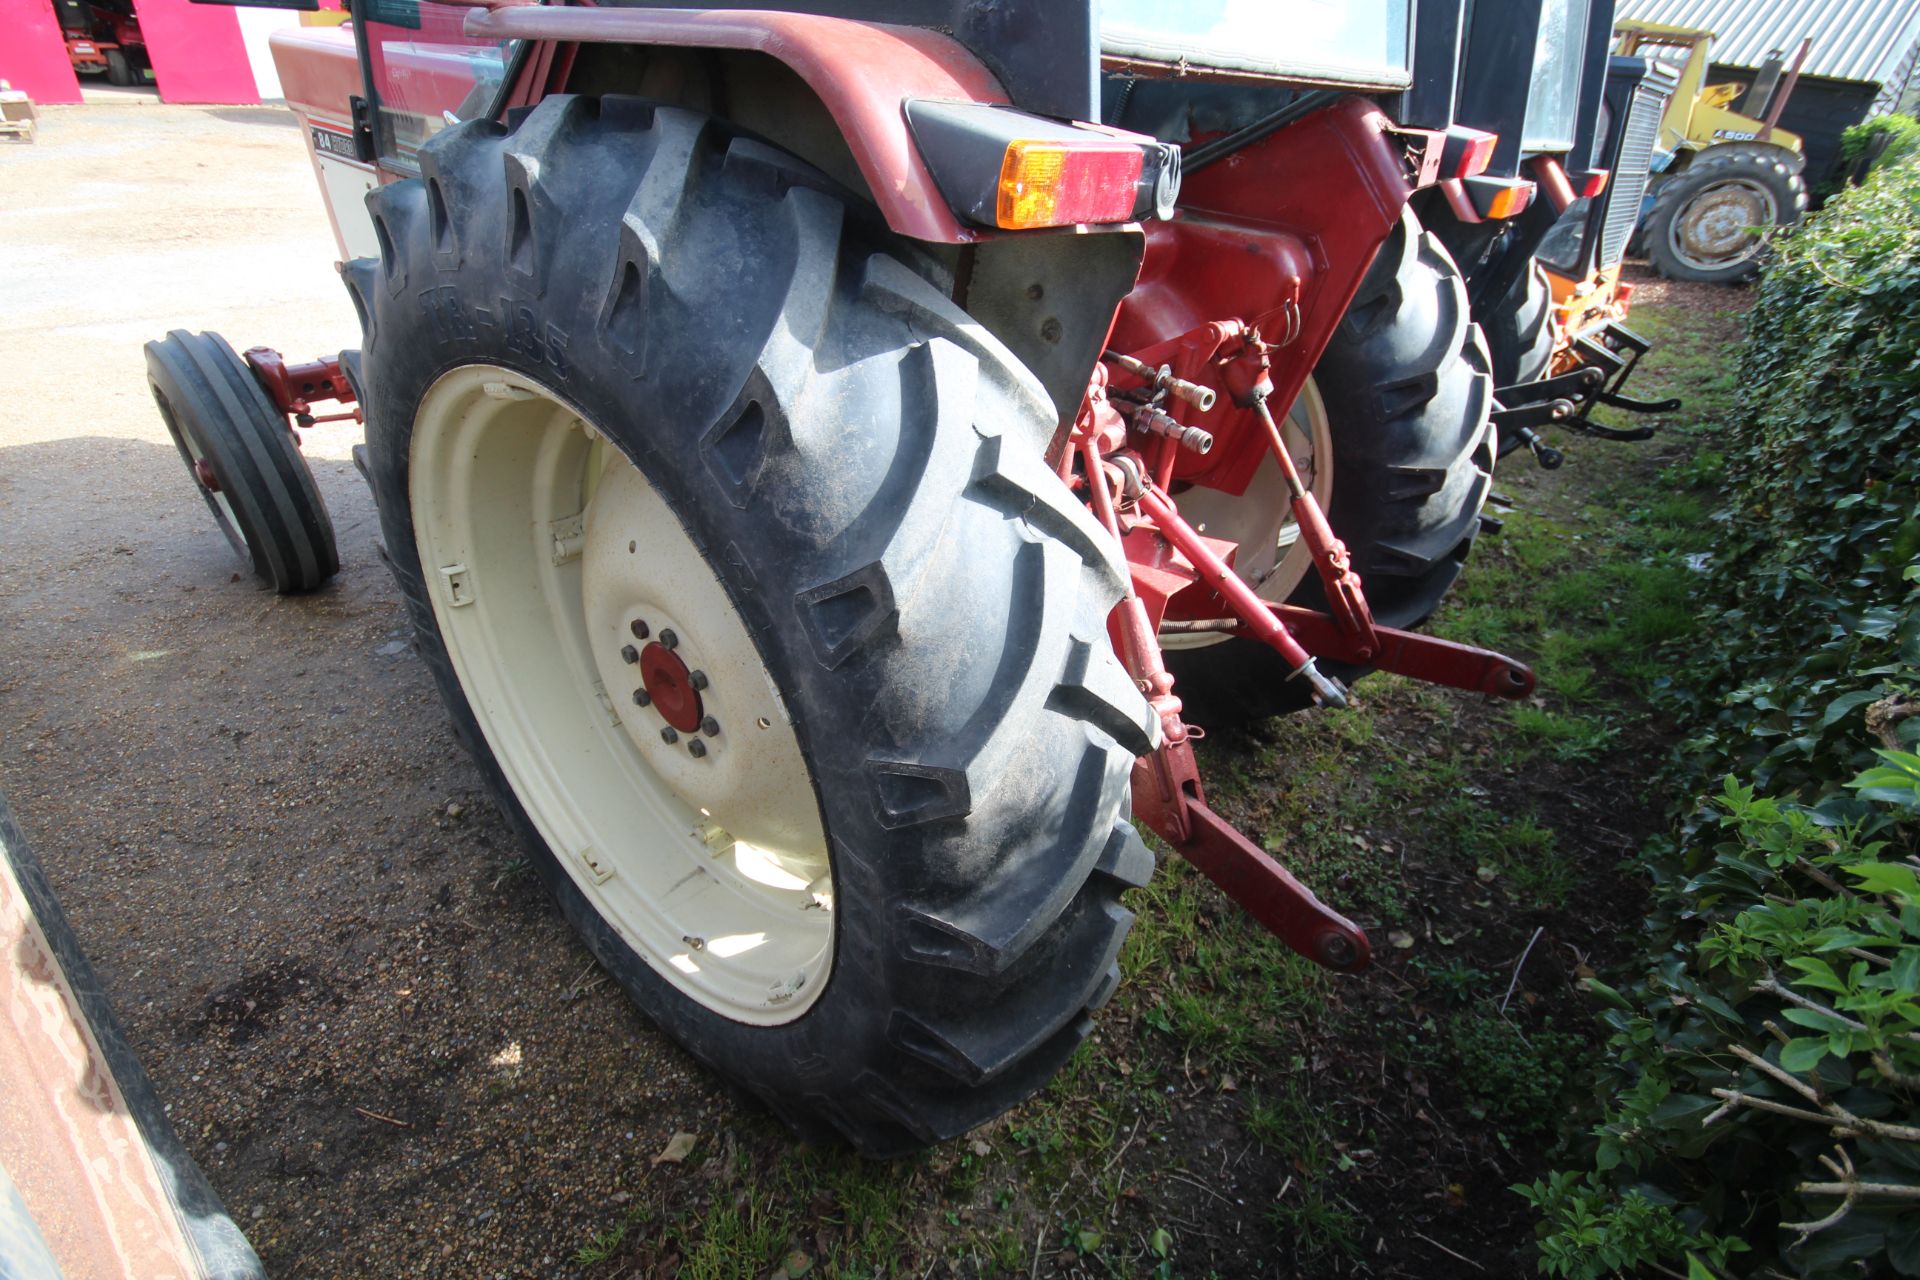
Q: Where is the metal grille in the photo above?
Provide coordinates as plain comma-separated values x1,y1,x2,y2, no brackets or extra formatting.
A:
1599,77,1668,269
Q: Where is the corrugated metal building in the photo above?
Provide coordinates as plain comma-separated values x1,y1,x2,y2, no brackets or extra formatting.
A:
1616,0,1920,181
1618,0,1920,92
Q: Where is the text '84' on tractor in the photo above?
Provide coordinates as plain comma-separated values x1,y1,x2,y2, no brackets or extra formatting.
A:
150,0,1561,1153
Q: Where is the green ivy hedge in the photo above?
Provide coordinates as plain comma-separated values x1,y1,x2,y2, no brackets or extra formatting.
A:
1839,114,1920,178
1523,160,1920,1277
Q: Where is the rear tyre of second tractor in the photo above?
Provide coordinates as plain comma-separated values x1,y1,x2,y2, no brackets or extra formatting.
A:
1161,209,1496,727
345,95,1159,1154
1482,259,1556,389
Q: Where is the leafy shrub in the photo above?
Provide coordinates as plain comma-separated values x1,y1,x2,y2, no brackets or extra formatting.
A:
1667,157,1920,800
1838,113,1920,178
1540,776,1920,1276
1451,1011,1585,1132
1526,160,1920,1276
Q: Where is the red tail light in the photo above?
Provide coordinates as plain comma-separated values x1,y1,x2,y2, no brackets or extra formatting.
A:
997,141,1145,229
1450,129,1498,179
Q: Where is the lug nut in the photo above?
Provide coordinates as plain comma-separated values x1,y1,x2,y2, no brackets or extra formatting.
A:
689,669,709,691
621,644,639,664
660,726,678,744
687,739,707,758
632,689,651,707
659,628,678,650
701,716,720,737
630,619,650,640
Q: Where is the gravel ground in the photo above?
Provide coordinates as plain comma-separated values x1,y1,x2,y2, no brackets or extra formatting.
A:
0,104,719,1278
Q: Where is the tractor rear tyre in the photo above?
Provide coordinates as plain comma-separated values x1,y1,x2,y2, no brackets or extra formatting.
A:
145,330,339,593
1644,146,1807,284
1482,259,1555,389
105,48,132,87
1162,208,1495,726
345,96,1158,1155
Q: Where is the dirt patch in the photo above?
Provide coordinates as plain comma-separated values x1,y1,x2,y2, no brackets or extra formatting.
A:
0,105,715,1278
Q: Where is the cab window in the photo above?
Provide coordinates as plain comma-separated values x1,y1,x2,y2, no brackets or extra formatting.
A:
360,0,518,174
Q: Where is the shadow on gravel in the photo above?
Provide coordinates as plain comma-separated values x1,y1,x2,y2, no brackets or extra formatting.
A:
0,433,726,1279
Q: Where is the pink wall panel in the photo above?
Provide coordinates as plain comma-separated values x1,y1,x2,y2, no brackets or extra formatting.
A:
0,0,85,104
130,0,258,104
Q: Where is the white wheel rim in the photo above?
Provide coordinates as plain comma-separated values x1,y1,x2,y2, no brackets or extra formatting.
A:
180,428,246,548
1158,378,1333,651
1671,178,1776,272
410,365,833,1025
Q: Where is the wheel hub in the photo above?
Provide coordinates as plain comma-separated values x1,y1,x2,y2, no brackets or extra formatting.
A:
192,458,221,493
637,640,703,733
1674,179,1775,270
408,365,833,1025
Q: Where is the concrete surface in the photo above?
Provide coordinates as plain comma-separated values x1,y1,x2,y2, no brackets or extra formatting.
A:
0,103,713,1279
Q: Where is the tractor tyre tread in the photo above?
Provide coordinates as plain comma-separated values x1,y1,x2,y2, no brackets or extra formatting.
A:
345,95,1154,1155
1483,259,1555,389
144,330,339,594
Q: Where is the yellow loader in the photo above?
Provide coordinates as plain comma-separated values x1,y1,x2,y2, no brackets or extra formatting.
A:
1616,19,1811,283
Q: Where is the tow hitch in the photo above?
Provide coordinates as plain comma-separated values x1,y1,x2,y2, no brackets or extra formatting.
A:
1495,320,1682,468
1087,324,1535,974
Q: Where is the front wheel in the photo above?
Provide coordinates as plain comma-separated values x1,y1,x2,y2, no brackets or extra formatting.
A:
145,330,339,593
347,96,1159,1154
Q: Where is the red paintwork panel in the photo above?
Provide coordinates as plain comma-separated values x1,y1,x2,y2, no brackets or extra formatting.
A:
465,5,1009,243
131,0,257,104
0,0,83,104
273,23,360,123
1108,97,1415,498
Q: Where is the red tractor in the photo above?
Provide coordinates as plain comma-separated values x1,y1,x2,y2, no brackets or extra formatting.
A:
54,0,148,87
150,0,1544,1153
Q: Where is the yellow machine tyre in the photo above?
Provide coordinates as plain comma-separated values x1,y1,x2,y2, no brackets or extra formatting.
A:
1644,145,1807,284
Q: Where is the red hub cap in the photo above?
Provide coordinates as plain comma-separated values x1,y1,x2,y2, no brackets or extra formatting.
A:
639,642,703,733
192,458,221,492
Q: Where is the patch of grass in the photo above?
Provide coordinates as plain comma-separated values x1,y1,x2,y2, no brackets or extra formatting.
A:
1508,705,1617,762
986,1227,1025,1271
1241,1083,1365,1263
1485,813,1573,910
1126,861,1326,1073
1409,955,1493,1003
671,1201,791,1280
1536,633,1600,702
1540,569,1608,623
1267,1182,1366,1264
573,1202,654,1266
